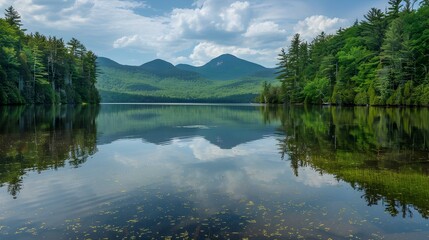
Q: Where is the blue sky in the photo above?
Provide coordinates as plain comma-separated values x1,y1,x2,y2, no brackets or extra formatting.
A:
0,0,388,67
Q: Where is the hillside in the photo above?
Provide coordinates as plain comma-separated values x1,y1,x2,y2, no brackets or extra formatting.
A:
96,55,276,103
139,59,201,80
176,54,275,80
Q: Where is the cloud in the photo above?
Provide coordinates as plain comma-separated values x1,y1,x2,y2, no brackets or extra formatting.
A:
0,0,362,67
294,15,348,42
169,0,251,40
219,1,250,32
242,20,288,48
189,41,275,66
113,35,140,48
244,21,286,38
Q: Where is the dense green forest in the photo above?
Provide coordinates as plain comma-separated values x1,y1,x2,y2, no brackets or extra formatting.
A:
0,6,100,105
261,0,429,106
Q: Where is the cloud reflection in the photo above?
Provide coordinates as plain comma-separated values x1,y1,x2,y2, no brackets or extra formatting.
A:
108,136,339,198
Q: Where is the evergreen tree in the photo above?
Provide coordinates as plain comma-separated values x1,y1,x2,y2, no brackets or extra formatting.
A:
4,6,22,28
387,0,402,18
264,1,429,106
0,7,100,105
361,8,388,52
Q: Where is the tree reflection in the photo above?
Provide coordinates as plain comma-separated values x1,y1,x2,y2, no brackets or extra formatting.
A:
0,105,99,199
262,106,429,218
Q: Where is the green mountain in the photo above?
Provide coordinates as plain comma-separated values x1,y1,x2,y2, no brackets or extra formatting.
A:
96,55,276,103
176,54,275,80
139,59,201,80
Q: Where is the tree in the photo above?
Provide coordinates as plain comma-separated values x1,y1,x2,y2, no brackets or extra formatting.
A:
420,0,429,7
303,77,330,104
286,34,305,103
380,18,412,93
0,7,99,105
387,0,402,18
361,8,388,52
261,0,429,106
276,48,289,103
4,6,22,28
403,0,418,12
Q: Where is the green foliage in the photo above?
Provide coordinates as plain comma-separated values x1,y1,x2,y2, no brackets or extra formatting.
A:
331,83,355,105
303,77,329,104
276,34,307,104
4,6,22,28
354,91,369,105
0,8,99,105
265,2,429,106
97,58,276,103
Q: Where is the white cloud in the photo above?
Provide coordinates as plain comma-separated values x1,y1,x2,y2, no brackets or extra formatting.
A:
113,35,140,48
170,0,251,38
219,1,250,32
189,41,273,66
190,42,256,65
294,15,347,42
0,0,360,67
244,21,286,38
189,42,278,65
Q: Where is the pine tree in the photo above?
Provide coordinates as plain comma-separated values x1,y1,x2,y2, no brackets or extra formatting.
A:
361,8,388,52
4,6,22,28
387,0,402,18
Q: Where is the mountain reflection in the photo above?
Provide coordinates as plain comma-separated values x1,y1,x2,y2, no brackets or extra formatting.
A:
96,104,278,149
0,105,99,199
263,106,429,218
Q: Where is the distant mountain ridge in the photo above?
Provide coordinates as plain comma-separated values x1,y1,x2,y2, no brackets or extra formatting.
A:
96,54,277,103
176,54,275,80
139,59,201,80
98,54,275,81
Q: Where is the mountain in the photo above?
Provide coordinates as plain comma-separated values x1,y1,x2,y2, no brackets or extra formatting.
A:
96,104,280,149
97,57,123,68
96,54,277,103
176,54,276,80
139,59,201,80
97,57,200,80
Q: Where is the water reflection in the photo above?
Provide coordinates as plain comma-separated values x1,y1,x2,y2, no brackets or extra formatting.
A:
1,104,429,239
0,105,99,199
263,106,429,218
96,104,279,148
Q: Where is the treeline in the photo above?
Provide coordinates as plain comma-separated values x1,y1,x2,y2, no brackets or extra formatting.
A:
261,0,429,106
0,6,100,105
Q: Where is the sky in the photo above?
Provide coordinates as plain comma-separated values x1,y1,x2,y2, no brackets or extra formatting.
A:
0,0,388,67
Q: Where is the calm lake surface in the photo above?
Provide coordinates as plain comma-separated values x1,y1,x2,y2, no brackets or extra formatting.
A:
1,104,429,239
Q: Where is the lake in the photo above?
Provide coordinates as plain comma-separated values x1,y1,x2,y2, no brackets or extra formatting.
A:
0,104,429,239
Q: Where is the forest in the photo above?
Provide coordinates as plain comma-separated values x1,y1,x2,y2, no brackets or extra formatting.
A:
0,7,100,105
261,0,429,106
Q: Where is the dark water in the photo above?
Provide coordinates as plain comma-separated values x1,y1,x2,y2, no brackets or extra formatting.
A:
1,104,429,239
